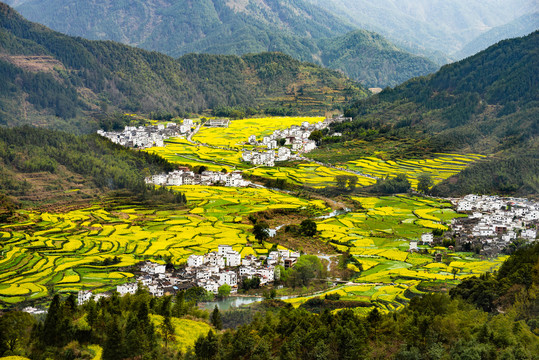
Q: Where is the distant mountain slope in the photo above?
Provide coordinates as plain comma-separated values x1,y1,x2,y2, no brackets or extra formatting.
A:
307,0,537,63
0,3,367,131
4,0,353,60
2,0,439,88
318,30,439,88
455,12,539,60
314,32,539,196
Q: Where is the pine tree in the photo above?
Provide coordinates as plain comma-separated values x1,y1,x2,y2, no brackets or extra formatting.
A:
41,294,62,346
160,313,175,348
211,306,222,330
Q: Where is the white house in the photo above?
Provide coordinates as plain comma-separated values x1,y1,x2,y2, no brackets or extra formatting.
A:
409,241,419,251
117,283,138,296
268,140,278,150
78,290,93,305
277,147,291,161
239,266,255,278
218,245,233,256
522,229,537,240
187,255,204,268
148,284,164,297
421,233,434,244
278,249,290,258
141,261,166,274
218,271,238,287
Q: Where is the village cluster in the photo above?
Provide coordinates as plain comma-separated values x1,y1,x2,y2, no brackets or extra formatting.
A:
446,195,538,255
77,245,300,304
96,119,197,148
241,116,349,167
145,168,250,187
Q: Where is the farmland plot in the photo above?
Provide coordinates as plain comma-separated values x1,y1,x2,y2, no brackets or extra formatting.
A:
0,187,326,306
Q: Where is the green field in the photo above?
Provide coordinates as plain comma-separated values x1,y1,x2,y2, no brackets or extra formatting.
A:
342,153,486,188
0,187,327,305
193,117,324,148
301,195,506,311
0,117,498,309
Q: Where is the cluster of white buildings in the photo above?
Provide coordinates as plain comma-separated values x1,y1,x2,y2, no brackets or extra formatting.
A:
78,261,180,303
453,195,538,239
97,119,195,149
242,116,350,167
145,169,250,187
186,245,300,294
449,195,538,254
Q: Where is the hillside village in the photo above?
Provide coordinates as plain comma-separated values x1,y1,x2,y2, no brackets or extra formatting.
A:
77,245,300,304
145,168,250,187
448,195,538,255
242,116,350,167
96,119,196,148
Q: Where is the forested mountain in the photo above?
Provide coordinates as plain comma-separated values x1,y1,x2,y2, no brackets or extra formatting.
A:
316,32,539,196
0,2,368,131
318,30,439,87
1,0,440,87
455,12,539,60
307,0,537,63
4,0,352,59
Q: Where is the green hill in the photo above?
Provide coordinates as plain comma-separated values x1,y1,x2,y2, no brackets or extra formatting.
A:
311,31,539,196
7,0,353,60
307,0,537,63
0,3,367,131
318,30,439,87
2,0,439,87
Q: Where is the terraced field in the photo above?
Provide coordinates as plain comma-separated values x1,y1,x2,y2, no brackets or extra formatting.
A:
0,187,327,306
0,117,498,311
147,138,244,172
342,153,486,188
194,117,324,148
307,195,506,311
246,164,375,188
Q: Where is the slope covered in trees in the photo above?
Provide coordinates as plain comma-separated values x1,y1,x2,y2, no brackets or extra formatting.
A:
0,2,367,130
318,30,439,87
310,31,539,196
1,0,439,87
307,0,537,63
0,126,185,211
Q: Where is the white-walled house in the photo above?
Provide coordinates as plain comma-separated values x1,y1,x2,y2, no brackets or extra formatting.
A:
141,261,166,274
219,271,238,287
522,229,537,240
78,290,93,305
218,245,233,256
188,255,204,268
421,233,434,244
117,283,138,296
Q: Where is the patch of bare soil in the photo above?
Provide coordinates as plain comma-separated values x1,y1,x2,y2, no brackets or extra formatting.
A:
1,55,65,73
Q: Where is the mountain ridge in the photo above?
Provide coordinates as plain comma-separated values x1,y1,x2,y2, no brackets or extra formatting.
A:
1,0,439,87
307,0,537,63
0,2,368,131
311,31,539,196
